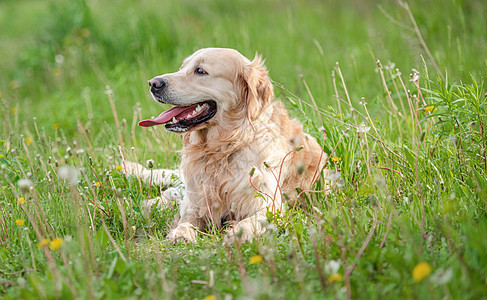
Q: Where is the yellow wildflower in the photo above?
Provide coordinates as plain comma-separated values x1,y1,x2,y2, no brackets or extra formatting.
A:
115,165,123,171
16,219,25,226
424,105,437,113
94,181,102,187
25,137,33,146
52,68,61,77
203,295,216,300
0,154,4,158
328,273,342,282
249,255,263,264
17,197,25,204
9,80,19,90
412,262,432,282
80,28,91,37
52,123,59,129
11,107,19,115
37,238,49,248
331,157,341,162
49,238,64,250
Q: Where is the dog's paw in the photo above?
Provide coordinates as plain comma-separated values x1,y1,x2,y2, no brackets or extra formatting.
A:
167,222,198,243
223,225,254,245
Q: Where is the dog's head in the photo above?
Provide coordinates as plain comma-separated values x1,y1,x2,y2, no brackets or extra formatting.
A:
139,48,274,133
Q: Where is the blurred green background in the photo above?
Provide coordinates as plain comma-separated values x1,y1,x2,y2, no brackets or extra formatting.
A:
1,0,485,142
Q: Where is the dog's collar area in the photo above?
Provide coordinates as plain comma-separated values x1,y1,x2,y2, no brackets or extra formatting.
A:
139,100,217,132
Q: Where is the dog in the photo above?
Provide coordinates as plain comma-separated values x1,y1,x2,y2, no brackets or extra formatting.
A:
126,48,326,243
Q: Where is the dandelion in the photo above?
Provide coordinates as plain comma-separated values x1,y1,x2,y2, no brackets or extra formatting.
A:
115,165,123,171
17,197,25,204
331,157,341,162
412,262,432,282
203,295,216,300
58,166,79,186
17,179,33,188
324,260,341,274
37,238,49,248
55,54,64,65
52,123,59,129
357,123,371,133
9,80,19,90
328,274,342,282
430,268,453,285
385,62,395,70
52,68,61,77
410,69,420,82
25,137,33,146
94,181,102,187
0,154,4,158
424,105,437,113
16,219,25,226
49,238,64,250
80,28,91,37
146,159,154,169
249,255,263,264
11,107,19,115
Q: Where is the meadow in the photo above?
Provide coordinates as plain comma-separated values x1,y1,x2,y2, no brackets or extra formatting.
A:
1,0,486,298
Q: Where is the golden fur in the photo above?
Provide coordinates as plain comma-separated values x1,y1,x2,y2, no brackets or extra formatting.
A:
126,48,326,242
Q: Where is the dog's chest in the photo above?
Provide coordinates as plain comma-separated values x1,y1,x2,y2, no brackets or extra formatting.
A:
181,150,258,215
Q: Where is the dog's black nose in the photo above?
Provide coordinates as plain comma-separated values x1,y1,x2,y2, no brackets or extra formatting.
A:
148,77,167,91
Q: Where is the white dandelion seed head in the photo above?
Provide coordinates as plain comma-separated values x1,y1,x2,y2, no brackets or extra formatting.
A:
18,179,33,188
326,171,342,182
430,268,453,285
357,123,371,133
55,54,64,65
58,166,80,186
410,69,420,82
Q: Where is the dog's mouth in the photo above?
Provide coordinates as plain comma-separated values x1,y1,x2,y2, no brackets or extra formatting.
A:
138,100,217,132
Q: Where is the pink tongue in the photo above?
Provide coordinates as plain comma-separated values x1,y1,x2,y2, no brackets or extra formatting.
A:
138,105,196,127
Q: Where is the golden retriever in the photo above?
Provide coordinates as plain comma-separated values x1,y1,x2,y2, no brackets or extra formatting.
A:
126,48,326,243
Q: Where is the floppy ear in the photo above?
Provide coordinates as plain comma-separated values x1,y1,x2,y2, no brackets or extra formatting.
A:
235,54,274,122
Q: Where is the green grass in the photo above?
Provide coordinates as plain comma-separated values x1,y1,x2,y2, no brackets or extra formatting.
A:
1,0,486,299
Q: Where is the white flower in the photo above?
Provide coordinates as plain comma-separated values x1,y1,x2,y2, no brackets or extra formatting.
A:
55,54,64,65
359,97,367,105
385,62,395,70
430,268,453,285
146,159,155,168
17,179,33,188
357,123,371,133
58,166,79,186
326,171,342,182
324,260,341,275
410,69,420,82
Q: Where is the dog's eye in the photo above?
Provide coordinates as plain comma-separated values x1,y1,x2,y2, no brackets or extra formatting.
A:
194,67,208,75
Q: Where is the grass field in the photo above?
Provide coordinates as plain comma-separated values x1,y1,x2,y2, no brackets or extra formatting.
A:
1,0,486,299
